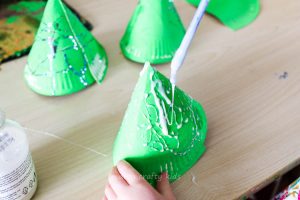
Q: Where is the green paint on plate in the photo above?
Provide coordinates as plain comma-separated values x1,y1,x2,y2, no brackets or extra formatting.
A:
187,0,260,30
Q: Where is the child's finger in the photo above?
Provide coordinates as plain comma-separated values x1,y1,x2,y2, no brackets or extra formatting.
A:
104,184,117,200
109,166,128,191
116,160,145,185
156,172,176,199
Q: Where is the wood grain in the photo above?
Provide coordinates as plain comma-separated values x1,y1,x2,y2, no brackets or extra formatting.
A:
0,0,300,199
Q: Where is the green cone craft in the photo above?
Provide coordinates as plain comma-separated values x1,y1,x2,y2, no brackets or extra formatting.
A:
186,0,260,30
24,0,108,96
120,0,186,64
113,63,207,185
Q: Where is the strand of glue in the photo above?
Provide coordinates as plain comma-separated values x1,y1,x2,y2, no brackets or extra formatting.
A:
170,0,210,114
24,127,108,157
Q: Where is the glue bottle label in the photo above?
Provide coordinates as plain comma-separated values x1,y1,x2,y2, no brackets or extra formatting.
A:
0,153,37,200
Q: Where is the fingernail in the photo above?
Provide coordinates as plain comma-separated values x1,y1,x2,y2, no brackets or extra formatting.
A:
110,166,117,176
118,160,128,165
117,160,131,169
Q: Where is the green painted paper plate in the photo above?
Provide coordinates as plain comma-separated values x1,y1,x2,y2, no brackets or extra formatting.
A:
120,0,185,64
187,0,260,30
24,0,108,96
113,63,207,185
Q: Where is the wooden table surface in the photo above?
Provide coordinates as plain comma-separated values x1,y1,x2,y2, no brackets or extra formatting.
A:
1,0,300,199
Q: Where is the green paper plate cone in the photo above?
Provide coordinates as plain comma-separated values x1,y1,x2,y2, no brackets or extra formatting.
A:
120,0,186,64
24,0,108,96
113,63,207,185
187,0,260,30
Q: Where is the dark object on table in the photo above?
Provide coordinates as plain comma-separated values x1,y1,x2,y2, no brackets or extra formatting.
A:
247,163,300,200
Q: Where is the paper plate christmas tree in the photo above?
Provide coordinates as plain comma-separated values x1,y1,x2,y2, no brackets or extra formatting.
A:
186,0,260,30
113,63,207,185
120,0,186,64
24,0,108,96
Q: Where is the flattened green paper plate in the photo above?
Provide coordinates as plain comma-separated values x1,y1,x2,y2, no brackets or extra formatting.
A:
186,0,260,30
113,63,207,185
120,0,186,64
24,0,108,96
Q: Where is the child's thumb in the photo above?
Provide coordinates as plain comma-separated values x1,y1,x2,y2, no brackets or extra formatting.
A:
156,172,176,200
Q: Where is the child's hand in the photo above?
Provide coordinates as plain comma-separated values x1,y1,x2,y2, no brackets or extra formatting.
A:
103,160,176,200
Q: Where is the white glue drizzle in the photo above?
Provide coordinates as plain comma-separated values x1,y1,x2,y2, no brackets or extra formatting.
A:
171,83,175,122
156,81,171,105
58,0,103,83
47,23,56,95
150,72,169,136
190,172,199,186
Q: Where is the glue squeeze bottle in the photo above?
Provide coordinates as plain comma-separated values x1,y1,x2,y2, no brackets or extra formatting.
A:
0,110,37,200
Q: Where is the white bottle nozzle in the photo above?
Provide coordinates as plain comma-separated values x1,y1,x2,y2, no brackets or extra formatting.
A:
170,0,210,84
0,110,5,128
